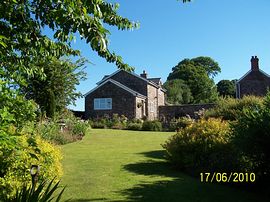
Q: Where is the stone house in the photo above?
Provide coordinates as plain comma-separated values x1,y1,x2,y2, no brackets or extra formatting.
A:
236,56,270,98
84,70,166,120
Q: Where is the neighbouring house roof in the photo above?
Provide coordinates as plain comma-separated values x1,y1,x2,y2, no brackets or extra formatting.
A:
147,78,161,85
101,75,109,80
237,69,270,83
84,79,147,98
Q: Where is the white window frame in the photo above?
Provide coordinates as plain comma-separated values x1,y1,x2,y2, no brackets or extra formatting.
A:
94,98,112,110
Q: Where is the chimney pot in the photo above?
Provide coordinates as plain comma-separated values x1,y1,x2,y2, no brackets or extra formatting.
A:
140,70,148,78
251,56,259,71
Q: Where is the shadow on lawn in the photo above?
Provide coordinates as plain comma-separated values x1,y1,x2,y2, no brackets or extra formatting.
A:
67,198,109,202
138,150,167,160
119,150,267,202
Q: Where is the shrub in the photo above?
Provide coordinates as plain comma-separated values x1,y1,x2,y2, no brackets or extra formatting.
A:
204,96,263,120
111,122,126,130
91,121,107,129
35,117,89,145
110,114,127,129
142,120,162,131
126,122,142,131
168,116,194,131
5,179,65,202
36,121,73,145
0,131,62,199
36,121,60,143
231,94,270,184
89,114,128,129
72,121,89,136
162,118,238,175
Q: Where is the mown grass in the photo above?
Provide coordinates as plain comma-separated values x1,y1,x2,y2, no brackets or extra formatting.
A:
61,129,269,202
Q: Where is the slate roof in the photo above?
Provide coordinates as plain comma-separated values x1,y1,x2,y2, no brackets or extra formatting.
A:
84,79,147,98
147,78,161,85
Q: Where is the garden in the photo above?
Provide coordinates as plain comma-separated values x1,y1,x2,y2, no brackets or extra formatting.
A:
1,0,270,201
2,94,270,201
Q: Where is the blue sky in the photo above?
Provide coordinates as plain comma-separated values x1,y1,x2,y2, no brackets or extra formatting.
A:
67,0,270,111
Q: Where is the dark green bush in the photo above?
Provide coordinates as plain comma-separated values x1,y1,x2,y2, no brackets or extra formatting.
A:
89,114,128,129
91,121,107,129
142,120,162,131
162,118,239,175
231,95,270,184
168,116,194,131
204,96,263,120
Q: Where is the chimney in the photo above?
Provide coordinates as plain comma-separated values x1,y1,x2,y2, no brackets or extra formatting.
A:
140,70,148,78
251,56,259,71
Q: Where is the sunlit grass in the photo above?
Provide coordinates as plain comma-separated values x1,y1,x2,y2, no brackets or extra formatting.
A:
61,129,268,202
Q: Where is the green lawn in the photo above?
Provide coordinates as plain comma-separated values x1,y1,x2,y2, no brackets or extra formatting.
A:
61,129,268,202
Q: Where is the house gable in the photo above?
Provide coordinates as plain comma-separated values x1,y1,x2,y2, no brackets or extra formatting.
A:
237,69,270,84
85,80,147,119
84,79,146,98
236,56,270,98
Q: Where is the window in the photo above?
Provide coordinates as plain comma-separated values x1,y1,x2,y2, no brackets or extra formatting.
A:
149,101,154,112
94,98,112,110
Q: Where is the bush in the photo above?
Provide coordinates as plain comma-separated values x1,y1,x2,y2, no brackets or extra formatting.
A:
89,114,128,129
142,120,162,131
111,122,126,130
162,118,238,175
110,114,127,129
72,121,89,136
36,121,61,143
35,117,89,145
126,122,142,131
91,120,107,129
168,116,194,131
36,121,73,145
5,178,65,202
0,131,62,199
204,96,263,120
231,94,270,184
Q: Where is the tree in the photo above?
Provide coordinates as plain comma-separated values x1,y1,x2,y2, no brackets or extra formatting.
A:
217,80,236,98
190,56,221,78
21,57,86,117
0,0,138,79
46,89,56,118
163,79,193,104
0,0,193,122
167,57,220,103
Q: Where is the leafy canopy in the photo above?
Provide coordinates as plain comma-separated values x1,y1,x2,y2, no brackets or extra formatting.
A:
0,0,139,77
163,79,193,104
167,57,220,104
217,80,236,98
21,57,87,117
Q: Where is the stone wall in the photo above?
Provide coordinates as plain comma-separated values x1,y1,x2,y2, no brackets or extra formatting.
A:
147,84,158,120
159,104,216,121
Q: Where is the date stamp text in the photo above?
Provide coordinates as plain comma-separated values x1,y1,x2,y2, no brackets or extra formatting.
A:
200,172,256,183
